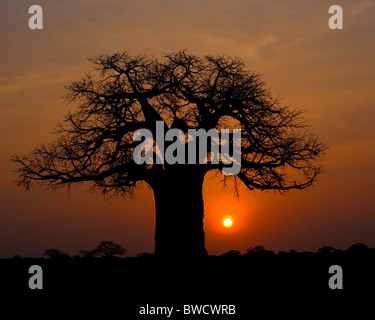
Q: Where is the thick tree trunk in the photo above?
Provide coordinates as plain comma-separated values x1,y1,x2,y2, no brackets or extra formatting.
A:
151,167,208,257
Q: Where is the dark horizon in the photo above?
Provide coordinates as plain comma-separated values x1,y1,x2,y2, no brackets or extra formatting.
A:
4,241,373,259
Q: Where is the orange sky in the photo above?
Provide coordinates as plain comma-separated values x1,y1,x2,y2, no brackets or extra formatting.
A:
1,0,374,257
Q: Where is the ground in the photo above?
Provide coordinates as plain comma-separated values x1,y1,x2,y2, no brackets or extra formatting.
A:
2,250,374,318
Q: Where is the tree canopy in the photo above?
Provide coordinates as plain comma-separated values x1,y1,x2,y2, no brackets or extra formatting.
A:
12,50,326,196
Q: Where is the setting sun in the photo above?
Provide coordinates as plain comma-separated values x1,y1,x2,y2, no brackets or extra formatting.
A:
223,218,233,228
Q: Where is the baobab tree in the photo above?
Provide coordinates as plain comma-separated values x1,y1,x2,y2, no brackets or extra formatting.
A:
12,51,326,257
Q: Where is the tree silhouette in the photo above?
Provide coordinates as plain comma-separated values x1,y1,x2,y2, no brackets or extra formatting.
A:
318,246,335,254
79,249,95,258
12,51,326,257
222,250,241,257
246,245,266,254
347,243,368,253
43,248,69,258
92,240,126,258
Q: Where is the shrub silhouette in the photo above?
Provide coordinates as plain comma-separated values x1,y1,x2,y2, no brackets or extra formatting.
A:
347,243,368,253
92,240,126,258
43,248,69,258
222,250,241,257
246,245,266,254
79,249,96,258
318,246,335,254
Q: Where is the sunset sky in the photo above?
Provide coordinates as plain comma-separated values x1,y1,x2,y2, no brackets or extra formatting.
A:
1,0,374,258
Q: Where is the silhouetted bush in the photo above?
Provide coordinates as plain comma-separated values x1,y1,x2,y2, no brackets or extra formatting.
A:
92,240,126,258
347,243,368,252
318,246,335,254
222,250,241,257
79,249,95,258
246,246,275,257
43,248,69,258
246,245,266,254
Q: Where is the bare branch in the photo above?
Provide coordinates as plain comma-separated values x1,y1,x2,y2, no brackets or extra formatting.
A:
12,51,326,196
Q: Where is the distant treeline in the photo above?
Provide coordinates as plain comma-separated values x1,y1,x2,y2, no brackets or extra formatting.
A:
6,242,374,260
